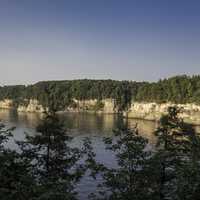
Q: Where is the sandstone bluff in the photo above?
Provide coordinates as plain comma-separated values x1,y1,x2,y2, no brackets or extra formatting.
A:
1,98,200,125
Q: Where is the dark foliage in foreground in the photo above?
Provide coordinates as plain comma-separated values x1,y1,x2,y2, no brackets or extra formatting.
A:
90,108,200,200
0,111,95,200
153,107,200,200
89,123,156,200
0,124,35,200
0,107,200,199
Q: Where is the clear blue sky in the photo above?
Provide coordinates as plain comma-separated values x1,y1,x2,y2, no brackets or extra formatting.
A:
0,0,199,85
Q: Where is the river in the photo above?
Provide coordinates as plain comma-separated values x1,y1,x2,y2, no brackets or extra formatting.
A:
0,109,199,199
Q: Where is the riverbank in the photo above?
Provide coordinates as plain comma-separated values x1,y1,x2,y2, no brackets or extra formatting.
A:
1,98,200,125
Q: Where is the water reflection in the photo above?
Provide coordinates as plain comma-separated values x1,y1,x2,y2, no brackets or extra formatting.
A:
1,109,199,200
1,109,199,144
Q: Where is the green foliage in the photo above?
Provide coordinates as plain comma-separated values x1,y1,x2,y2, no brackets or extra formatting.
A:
91,122,155,200
135,75,200,104
91,108,200,200
0,112,97,200
1,76,200,111
0,80,134,111
92,101,105,111
152,106,200,200
18,111,92,200
1,105,200,199
0,124,35,200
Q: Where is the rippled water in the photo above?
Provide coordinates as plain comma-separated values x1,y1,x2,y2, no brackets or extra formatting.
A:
0,109,199,199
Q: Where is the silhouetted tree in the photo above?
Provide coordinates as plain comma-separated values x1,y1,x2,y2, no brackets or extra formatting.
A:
19,111,94,200
153,107,200,200
0,123,35,200
90,120,154,200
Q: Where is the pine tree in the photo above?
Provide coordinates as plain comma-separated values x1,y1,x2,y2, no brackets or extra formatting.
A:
19,111,88,200
91,120,154,200
176,121,200,200
0,123,35,200
153,106,200,200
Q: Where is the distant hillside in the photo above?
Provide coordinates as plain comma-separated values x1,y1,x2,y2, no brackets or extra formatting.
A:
0,75,200,111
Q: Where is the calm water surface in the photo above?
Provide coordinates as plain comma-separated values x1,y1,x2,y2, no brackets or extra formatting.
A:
1,109,199,199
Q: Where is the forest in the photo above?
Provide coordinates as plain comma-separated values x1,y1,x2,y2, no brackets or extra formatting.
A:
1,76,200,199
0,75,200,111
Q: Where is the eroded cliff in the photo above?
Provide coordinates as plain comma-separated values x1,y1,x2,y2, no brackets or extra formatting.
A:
127,102,200,125
0,98,200,125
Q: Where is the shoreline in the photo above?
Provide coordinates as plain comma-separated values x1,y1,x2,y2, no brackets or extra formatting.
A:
1,106,200,126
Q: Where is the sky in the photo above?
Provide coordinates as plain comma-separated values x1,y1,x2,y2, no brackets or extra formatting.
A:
0,0,200,85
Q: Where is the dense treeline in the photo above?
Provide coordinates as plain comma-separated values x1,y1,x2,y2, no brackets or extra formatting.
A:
0,80,138,111
135,75,200,104
0,75,200,110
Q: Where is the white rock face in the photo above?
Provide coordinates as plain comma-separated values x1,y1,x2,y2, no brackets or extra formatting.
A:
67,98,117,114
127,102,200,125
0,99,14,109
0,98,200,124
102,99,116,113
17,99,46,113
73,99,98,110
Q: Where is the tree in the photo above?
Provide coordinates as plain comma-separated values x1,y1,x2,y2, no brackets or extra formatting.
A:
91,120,154,200
176,121,200,200
19,111,90,200
0,123,35,200
153,106,200,200
1,76,200,111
